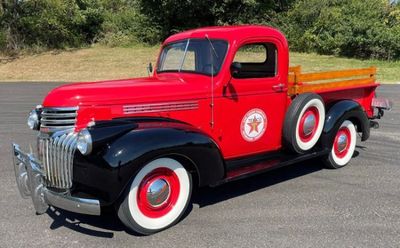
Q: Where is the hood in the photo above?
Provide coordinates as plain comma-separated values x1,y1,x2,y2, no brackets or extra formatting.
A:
43,74,210,107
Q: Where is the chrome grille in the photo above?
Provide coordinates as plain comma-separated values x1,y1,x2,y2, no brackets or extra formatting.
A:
40,107,78,130
38,130,77,189
38,107,78,189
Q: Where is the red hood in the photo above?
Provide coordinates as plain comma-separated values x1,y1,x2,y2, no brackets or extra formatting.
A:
43,74,210,107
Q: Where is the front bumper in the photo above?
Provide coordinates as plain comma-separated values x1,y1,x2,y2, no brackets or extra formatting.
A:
12,143,101,216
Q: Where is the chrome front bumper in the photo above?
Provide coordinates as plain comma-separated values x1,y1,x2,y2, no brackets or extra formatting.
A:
12,143,101,216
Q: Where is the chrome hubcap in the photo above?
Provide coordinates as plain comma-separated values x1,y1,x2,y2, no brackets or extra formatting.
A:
303,114,316,136
337,134,348,152
146,179,170,207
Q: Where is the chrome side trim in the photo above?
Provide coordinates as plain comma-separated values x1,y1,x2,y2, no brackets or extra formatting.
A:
123,101,199,114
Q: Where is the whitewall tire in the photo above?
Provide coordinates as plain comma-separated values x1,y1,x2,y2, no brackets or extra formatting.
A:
283,93,325,153
324,120,357,169
118,158,192,235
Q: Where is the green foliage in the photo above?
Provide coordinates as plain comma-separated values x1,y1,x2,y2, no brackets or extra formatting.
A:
135,0,293,42
281,0,400,60
0,30,6,50
99,1,162,45
136,0,215,42
0,0,399,60
1,0,104,51
212,0,283,25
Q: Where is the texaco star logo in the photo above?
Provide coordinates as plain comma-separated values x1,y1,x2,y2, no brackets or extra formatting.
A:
241,108,267,142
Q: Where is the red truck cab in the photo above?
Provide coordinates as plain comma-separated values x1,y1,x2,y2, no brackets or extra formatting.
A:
13,25,391,235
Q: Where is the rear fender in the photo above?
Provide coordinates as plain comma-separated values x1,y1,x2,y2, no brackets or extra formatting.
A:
320,100,370,149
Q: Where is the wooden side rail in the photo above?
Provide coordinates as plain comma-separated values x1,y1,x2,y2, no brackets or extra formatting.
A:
288,66,377,95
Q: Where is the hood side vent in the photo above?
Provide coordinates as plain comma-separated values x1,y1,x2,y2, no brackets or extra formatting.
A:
123,101,199,115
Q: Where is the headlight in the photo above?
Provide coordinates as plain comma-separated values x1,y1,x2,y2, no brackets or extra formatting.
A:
77,129,93,155
27,110,40,130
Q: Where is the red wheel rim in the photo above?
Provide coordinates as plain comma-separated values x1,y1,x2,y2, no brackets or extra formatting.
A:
137,167,180,218
299,106,320,142
333,127,351,158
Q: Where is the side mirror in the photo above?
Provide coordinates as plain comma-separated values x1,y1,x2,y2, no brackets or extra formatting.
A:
147,62,153,73
230,62,242,78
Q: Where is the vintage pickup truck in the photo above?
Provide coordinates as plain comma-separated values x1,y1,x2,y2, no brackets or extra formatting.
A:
13,25,391,235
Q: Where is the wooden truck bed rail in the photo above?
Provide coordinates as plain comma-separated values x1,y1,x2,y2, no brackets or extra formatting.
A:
288,66,377,95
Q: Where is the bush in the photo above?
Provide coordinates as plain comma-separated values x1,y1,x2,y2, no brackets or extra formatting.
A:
99,31,136,47
1,0,104,51
100,2,162,45
136,0,215,42
0,30,6,50
280,0,400,60
135,0,292,42
0,0,399,61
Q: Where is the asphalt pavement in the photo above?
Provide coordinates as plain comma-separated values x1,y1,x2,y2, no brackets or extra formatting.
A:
0,83,399,247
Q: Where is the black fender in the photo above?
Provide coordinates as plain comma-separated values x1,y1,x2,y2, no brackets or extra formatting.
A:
320,100,370,149
72,119,225,206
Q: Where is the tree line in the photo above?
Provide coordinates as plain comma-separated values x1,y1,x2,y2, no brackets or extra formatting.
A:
1,0,399,60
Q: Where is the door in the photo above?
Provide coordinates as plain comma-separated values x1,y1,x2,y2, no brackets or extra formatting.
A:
215,40,288,159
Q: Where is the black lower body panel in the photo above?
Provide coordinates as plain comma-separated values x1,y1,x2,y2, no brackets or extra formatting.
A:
222,149,330,184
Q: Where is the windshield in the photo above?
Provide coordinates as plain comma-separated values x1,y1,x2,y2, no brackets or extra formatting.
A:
157,39,228,76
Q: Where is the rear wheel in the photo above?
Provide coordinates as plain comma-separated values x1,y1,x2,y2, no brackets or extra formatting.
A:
324,120,357,169
118,158,192,235
283,93,325,153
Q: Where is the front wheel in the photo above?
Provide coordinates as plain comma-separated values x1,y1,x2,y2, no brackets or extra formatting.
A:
118,158,192,235
324,120,357,169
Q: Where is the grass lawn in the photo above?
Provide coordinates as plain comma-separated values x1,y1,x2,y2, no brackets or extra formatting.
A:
0,45,398,83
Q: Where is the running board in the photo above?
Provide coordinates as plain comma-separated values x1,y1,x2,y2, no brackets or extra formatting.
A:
220,149,330,184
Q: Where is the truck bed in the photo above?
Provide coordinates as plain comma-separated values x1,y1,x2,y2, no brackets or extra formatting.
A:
288,66,379,118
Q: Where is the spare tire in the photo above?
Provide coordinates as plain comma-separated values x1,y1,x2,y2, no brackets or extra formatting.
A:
283,93,325,154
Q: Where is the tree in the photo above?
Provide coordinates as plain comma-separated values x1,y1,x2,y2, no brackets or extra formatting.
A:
136,0,291,41
280,0,400,59
0,0,104,52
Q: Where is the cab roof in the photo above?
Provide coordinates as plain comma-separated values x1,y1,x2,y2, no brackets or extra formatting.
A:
163,25,287,45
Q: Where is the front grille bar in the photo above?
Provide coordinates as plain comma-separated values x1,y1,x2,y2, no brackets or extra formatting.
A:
41,107,78,130
37,106,79,189
39,129,77,189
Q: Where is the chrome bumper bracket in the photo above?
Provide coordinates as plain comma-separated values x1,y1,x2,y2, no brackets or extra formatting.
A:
44,188,101,215
12,143,101,216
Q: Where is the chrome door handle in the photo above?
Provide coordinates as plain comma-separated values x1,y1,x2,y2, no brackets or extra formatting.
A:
272,83,287,92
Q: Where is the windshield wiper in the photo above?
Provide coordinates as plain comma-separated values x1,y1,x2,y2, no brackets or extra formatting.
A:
178,39,190,72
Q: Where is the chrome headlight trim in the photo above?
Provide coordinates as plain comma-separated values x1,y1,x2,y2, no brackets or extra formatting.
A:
76,129,93,155
27,109,40,130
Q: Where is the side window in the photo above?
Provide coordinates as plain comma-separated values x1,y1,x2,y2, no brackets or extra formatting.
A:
232,43,277,79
